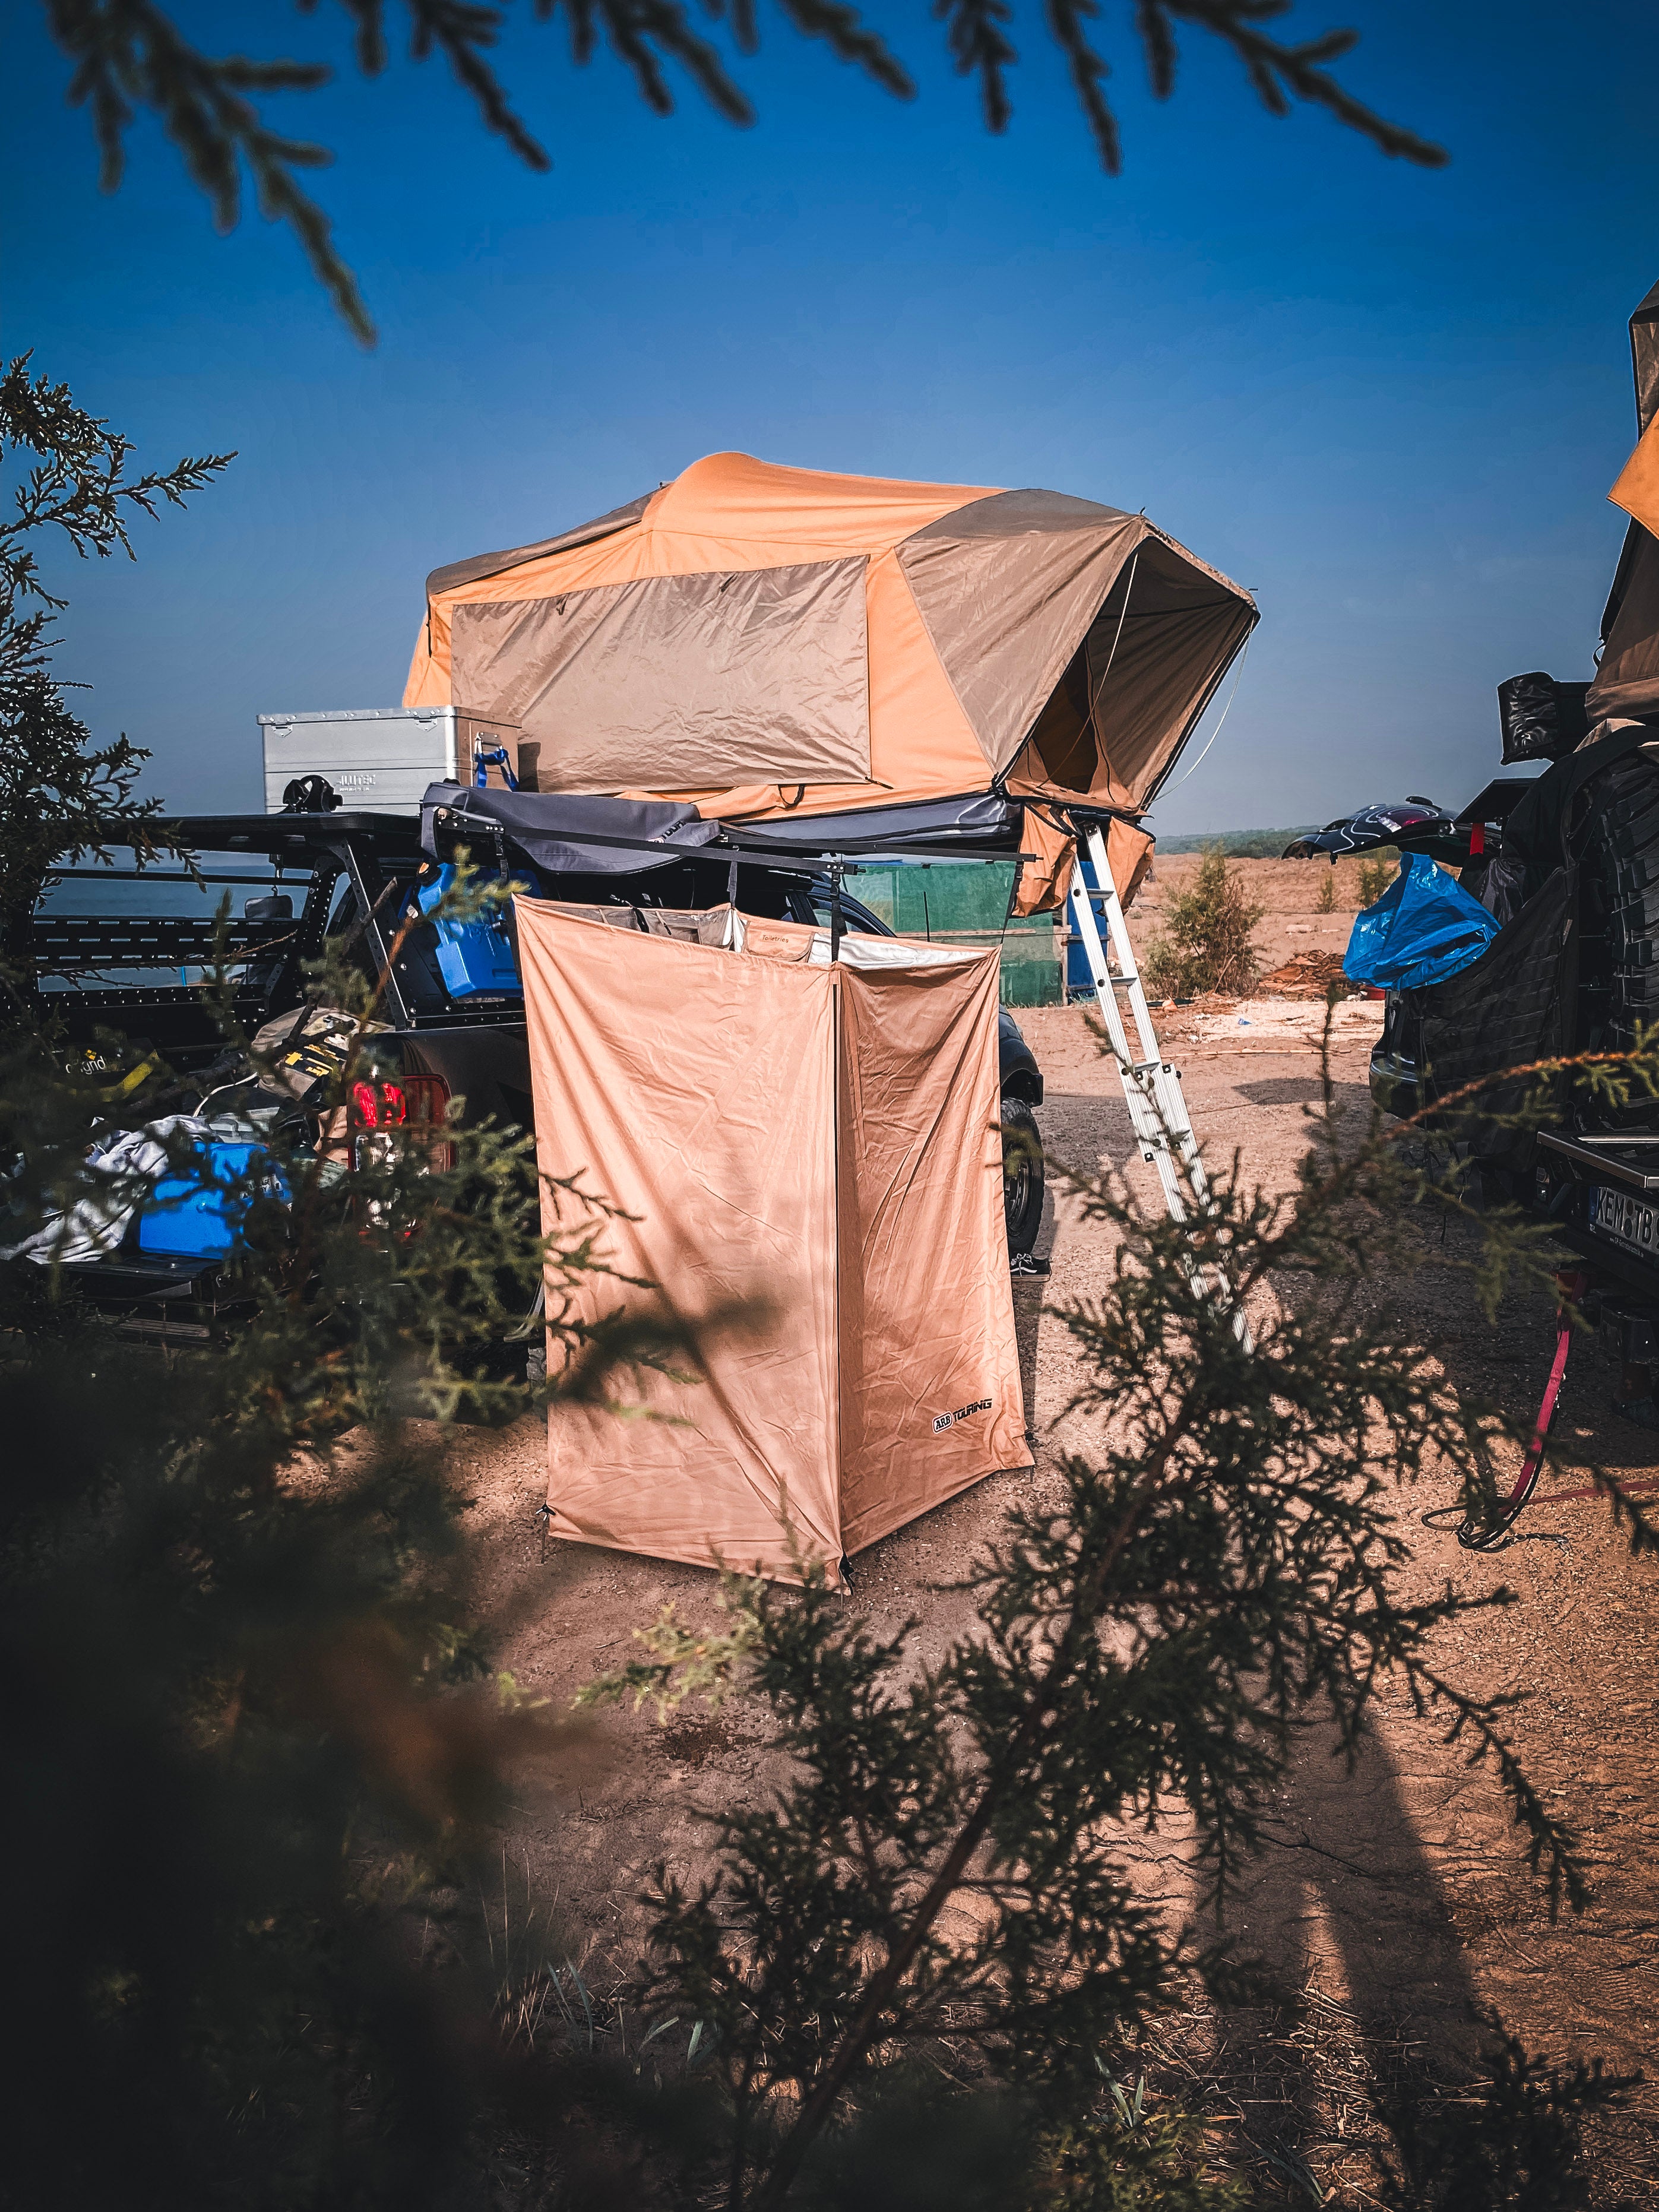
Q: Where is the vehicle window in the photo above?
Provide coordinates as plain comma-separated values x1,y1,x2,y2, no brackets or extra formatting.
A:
786,882,889,936
33,849,309,993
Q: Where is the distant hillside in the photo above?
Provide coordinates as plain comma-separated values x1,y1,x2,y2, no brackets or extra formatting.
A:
1151,827,1319,858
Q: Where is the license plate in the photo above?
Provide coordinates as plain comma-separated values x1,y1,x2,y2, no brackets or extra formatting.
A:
1588,1183,1659,1256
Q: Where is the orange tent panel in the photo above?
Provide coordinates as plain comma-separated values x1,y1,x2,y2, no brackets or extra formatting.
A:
517,900,1030,1582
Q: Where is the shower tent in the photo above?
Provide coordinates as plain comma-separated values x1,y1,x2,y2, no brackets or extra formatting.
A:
516,898,1030,1582
406,452,1256,910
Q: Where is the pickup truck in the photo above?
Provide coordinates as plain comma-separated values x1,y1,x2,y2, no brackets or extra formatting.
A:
18,802,1047,1350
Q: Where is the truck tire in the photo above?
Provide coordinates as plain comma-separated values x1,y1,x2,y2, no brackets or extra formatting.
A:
1001,1094,1044,1259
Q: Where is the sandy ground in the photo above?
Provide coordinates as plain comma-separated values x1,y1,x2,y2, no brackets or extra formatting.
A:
438,879,1659,2203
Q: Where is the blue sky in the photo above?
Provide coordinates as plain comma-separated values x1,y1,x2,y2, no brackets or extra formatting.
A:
8,0,1658,834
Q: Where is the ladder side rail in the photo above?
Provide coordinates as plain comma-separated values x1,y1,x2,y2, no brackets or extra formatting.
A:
1066,851,1192,1224
1066,850,1138,1072
1071,826,1252,1347
1078,828,1208,1193
1083,825,1164,1067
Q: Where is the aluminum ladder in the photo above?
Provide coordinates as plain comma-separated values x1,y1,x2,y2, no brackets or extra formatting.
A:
1067,823,1246,1331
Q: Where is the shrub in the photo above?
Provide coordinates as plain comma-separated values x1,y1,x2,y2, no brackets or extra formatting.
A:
1141,846,1264,999
1358,849,1400,907
588,1029,1657,2209
1316,869,1336,913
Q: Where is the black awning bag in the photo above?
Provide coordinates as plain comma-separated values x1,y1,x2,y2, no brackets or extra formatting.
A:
420,784,720,876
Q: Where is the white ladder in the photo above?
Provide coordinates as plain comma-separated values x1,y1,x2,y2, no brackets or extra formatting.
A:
1067,823,1246,1330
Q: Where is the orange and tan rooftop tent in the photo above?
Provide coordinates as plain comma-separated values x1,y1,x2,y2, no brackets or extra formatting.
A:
405,452,1257,909
1597,277,1659,720
518,899,1030,1582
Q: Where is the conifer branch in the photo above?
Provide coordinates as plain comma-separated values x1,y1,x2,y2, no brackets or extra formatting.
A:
43,0,1444,343
932,0,1016,134
1044,0,1119,170
1149,0,1449,166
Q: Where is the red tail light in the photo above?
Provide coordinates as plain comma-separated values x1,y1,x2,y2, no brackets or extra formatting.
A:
350,1074,449,1130
351,1078,407,1129
350,1073,455,1172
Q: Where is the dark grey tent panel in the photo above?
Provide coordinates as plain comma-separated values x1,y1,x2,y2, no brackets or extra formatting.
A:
728,790,1022,852
421,785,720,875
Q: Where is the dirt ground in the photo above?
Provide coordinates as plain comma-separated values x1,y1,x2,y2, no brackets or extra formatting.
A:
440,861,1659,2204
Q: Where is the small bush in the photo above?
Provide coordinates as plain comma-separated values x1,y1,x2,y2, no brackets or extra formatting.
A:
1142,846,1264,999
1316,871,1336,913
1358,848,1400,907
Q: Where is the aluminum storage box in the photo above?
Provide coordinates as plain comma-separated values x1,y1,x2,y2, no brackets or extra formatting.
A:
259,707,527,816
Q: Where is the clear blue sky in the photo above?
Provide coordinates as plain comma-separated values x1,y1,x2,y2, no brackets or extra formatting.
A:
7,0,1658,834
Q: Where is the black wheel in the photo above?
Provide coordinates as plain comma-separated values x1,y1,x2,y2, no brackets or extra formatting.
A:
1001,1094,1044,1258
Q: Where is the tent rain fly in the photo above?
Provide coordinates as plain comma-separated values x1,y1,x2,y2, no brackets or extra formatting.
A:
406,452,1256,907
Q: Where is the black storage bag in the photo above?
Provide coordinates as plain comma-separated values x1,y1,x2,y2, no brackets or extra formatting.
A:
1497,672,1591,764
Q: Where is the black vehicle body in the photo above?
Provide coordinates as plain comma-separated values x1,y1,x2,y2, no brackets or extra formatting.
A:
1364,731,1659,1305
20,806,1046,1334
1281,798,1461,863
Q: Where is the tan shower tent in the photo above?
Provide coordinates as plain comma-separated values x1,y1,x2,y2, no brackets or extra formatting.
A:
406,451,1256,908
516,898,1030,1581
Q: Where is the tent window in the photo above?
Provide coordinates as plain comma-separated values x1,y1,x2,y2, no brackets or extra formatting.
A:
451,559,872,794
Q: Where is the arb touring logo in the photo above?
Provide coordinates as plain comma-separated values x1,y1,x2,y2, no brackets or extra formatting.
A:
933,1398,992,1435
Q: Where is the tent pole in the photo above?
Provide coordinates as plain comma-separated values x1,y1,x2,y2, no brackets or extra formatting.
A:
1066,822,1248,1339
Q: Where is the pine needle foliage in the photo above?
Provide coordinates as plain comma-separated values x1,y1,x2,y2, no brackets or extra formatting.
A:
0,355,233,963
1142,844,1264,999
0,365,686,2205
42,0,1446,341
587,1020,1657,2209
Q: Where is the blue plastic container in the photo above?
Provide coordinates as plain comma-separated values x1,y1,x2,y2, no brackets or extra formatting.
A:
417,866,522,999
138,1141,285,1260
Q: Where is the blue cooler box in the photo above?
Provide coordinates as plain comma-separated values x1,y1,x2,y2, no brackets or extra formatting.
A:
138,1141,283,1260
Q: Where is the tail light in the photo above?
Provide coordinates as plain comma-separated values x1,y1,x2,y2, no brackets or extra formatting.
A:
350,1073,455,1171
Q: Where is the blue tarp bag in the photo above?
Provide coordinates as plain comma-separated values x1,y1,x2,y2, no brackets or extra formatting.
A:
417,865,522,999
1343,850,1500,994
138,1141,289,1260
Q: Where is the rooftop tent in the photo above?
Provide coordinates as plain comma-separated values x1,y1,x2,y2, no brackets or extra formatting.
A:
515,900,1031,1581
404,454,1257,903
1593,276,1659,721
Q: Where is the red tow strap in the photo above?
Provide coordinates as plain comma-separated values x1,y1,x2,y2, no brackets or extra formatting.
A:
1457,1268,1587,1551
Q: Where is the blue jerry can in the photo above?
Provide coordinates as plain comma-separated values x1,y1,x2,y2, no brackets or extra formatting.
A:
417,866,522,999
